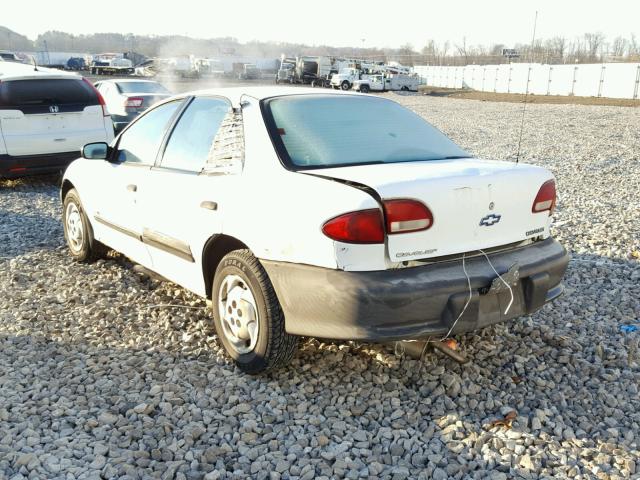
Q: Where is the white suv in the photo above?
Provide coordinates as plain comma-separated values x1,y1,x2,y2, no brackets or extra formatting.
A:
0,62,114,178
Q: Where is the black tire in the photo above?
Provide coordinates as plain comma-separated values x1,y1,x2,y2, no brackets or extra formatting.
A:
63,188,107,262
212,249,297,373
401,86,409,91
360,84,370,93
341,80,351,91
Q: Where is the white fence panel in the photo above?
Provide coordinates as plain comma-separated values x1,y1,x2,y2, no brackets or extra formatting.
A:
495,65,512,92
413,62,640,99
529,64,551,95
601,63,640,99
507,64,530,94
547,66,575,96
573,64,604,97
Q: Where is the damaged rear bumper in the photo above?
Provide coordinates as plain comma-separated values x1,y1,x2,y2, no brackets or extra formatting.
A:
261,238,570,341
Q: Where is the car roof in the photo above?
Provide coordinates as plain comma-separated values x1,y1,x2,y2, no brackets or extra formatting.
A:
0,62,81,81
176,86,362,106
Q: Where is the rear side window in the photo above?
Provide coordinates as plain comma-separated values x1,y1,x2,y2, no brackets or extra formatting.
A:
0,79,99,109
160,97,231,172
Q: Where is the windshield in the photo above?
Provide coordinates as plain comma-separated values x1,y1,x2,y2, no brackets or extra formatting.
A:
116,82,170,94
264,95,470,169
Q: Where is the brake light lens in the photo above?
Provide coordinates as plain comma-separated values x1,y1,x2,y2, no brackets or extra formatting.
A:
82,77,109,117
532,179,556,214
384,199,433,234
322,209,385,244
125,97,144,108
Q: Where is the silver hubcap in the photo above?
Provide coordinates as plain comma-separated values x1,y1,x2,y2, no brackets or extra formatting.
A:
218,274,259,354
65,202,84,252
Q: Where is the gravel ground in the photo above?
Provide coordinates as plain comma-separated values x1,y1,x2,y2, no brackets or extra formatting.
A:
1,95,639,480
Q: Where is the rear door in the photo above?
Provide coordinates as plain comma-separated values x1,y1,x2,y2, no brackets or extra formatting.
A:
0,77,110,156
136,96,238,295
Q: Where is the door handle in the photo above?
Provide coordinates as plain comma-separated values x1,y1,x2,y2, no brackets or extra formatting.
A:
127,184,137,192
200,201,217,211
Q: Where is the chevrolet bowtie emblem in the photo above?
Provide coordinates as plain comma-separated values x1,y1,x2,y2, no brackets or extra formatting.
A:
479,213,502,226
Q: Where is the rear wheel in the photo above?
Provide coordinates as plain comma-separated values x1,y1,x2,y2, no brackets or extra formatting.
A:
63,188,107,262
360,84,370,93
212,249,297,373
401,86,409,91
341,80,351,90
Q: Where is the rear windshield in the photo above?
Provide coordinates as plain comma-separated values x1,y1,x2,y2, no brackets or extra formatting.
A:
0,53,19,61
116,82,170,94
263,95,469,170
0,78,98,108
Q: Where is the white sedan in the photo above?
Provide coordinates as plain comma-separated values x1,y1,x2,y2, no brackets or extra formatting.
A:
94,79,171,133
60,87,569,373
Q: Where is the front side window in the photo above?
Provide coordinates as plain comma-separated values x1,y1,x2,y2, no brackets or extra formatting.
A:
160,97,231,172
116,100,181,164
263,95,469,170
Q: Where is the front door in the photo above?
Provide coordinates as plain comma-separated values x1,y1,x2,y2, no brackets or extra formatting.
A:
90,99,183,267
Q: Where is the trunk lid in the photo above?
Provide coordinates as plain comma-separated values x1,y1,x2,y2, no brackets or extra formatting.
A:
314,159,554,262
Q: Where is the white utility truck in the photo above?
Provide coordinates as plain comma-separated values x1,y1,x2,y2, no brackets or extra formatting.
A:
353,73,420,93
330,67,366,90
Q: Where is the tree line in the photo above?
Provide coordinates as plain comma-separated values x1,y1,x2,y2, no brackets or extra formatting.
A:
1,26,639,66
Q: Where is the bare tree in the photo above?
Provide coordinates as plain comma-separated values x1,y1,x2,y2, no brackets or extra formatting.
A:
439,41,450,65
629,34,639,59
421,40,437,64
398,43,416,66
584,32,605,61
609,37,627,58
455,37,468,66
546,36,567,63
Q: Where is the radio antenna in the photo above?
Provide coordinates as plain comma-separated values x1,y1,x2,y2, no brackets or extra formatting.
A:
516,10,538,164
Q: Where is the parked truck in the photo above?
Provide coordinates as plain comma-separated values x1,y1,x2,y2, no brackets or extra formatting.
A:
276,56,333,86
353,73,420,93
233,63,260,80
330,67,366,90
90,54,134,75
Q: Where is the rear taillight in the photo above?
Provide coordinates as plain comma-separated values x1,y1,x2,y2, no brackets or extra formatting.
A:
532,179,556,214
82,77,109,117
321,199,434,244
322,209,385,244
124,97,144,108
383,199,433,234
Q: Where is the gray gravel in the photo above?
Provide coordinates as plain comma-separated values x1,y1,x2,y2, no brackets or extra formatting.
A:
1,95,639,480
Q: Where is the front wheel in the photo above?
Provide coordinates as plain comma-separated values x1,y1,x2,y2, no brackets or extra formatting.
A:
63,188,107,262
212,250,298,373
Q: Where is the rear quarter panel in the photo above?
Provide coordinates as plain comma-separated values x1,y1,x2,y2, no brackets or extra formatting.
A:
232,98,385,270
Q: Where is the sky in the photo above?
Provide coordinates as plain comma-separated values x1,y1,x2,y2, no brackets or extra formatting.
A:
4,0,640,49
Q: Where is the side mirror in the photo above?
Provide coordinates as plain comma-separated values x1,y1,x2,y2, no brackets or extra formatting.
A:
82,142,109,160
